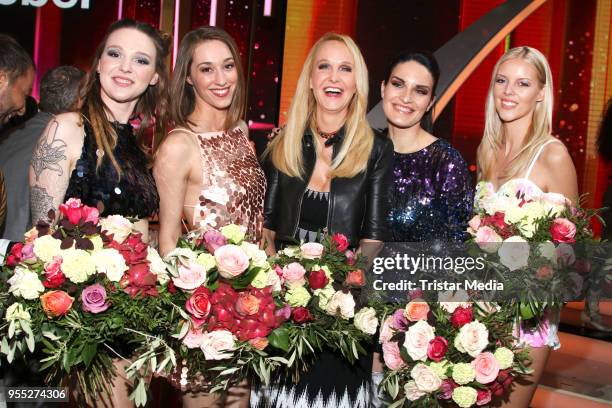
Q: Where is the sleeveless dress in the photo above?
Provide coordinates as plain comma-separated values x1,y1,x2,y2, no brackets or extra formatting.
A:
250,188,372,408
175,126,265,243
388,138,473,242
64,118,158,218
474,139,564,349
167,126,266,392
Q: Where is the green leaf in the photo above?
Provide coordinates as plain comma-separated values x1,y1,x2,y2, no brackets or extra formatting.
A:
82,343,97,367
268,327,290,352
8,320,15,339
229,266,262,290
1,337,9,354
219,367,241,376
7,341,16,363
25,333,35,353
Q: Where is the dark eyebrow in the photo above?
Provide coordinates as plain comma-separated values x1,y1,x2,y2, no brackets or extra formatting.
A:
105,45,152,59
197,57,235,66
389,76,405,84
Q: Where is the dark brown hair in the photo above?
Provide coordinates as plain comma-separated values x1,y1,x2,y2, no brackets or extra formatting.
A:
79,19,171,175
169,26,245,131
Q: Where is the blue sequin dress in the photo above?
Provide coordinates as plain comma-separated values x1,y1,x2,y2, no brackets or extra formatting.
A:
389,138,473,242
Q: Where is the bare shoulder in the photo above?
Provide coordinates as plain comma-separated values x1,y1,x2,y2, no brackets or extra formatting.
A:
540,138,574,169
46,112,85,144
155,129,198,163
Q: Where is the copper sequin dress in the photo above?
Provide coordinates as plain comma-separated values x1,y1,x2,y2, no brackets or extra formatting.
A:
179,126,266,243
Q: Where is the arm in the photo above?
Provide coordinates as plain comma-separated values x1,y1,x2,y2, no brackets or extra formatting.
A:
540,141,579,203
362,137,394,242
153,132,194,256
29,114,82,226
262,157,280,256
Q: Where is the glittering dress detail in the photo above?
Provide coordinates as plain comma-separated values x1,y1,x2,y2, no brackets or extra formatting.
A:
389,139,473,242
64,118,158,218
474,139,562,349
182,126,266,243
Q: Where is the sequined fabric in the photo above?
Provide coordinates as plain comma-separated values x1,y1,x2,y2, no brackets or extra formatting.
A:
191,126,266,244
389,139,473,242
64,118,158,218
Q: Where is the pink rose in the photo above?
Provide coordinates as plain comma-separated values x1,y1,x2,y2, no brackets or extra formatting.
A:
345,250,356,265
186,286,212,326
300,242,324,259
404,320,435,361
379,316,394,343
81,283,109,314
475,226,502,253
550,218,576,244
439,379,457,400
81,205,100,225
471,352,500,384
59,198,83,225
21,244,36,261
331,233,349,252
382,341,405,370
203,230,227,254
173,261,207,290
391,309,408,330
468,215,481,231
183,327,205,349
215,244,250,279
282,262,306,284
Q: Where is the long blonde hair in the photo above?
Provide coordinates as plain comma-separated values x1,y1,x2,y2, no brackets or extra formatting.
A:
477,46,554,181
266,33,374,179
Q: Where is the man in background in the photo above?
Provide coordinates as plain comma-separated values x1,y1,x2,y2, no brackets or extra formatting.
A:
0,65,84,243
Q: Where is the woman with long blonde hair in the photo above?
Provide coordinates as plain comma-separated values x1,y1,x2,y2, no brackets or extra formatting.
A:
254,33,393,407
475,46,578,407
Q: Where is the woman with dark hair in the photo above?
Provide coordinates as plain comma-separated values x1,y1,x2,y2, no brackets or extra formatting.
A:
154,25,262,407
381,51,472,242
28,19,169,406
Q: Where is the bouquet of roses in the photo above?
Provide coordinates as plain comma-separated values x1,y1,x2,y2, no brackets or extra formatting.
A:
469,179,601,322
378,294,530,408
265,233,379,380
0,198,174,406
155,224,289,394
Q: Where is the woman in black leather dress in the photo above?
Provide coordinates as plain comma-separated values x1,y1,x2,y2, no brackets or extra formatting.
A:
28,19,169,406
254,33,393,408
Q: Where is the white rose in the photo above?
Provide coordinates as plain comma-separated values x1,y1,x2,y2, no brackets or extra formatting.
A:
5,303,31,322
522,201,546,220
200,330,235,360
411,363,442,393
61,248,96,283
541,192,567,217
504,205,526,225
147,247,169,285
497,236,530,271
7,267,45,300
89,235,104,252
100,215,133,243
438,290,470,313
279,246,299,257
195,253,216,271
314,285,336,309
93,248,128,282
553,243,576,267
404,380,426,401
32,235,62,263
240,242,268,268
325,290,355,319
538,241,556,260
404,320,435,361
456,320,489,357
165,247,198,261
353,307,378,335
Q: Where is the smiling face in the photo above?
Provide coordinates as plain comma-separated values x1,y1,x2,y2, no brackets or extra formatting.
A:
187,39,238,111
309,40,357,119
493,57,544,124
381,60,434,130
97,27,159,107
0,67,34,125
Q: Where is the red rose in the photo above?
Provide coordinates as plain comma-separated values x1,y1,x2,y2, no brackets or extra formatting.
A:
451,306,473,328
167,280,177,294
331,233,349,252
489,381,504,397
346,269,366,287
550,218,576,243
427,336,448,362
292,307,313,323
308,269,329,290
122,263,158,297
476,389,492,406
5,242,24,267
43,257,66,289
485,212,507,230
59,199,83,225
186,287,212,326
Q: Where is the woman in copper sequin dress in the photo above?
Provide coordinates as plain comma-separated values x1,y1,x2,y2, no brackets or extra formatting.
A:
154,27,264,408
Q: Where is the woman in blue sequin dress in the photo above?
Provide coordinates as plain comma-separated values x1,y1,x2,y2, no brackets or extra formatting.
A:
381,51,473,243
